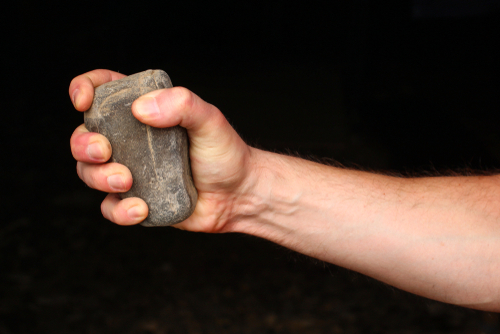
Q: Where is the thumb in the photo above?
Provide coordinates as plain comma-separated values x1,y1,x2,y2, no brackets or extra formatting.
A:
132,87,236,148
131,87,249,186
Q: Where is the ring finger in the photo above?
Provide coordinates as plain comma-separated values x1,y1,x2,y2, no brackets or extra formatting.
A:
77,162,133,193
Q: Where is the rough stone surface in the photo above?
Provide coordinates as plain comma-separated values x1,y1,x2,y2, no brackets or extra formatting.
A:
85,70,197,226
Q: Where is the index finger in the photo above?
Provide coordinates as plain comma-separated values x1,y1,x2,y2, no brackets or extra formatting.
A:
69,69,127,111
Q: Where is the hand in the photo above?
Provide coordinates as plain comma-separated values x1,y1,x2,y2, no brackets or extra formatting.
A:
69,69,254,232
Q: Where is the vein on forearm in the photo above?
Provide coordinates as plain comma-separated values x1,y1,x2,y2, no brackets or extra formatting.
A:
228,148,500,310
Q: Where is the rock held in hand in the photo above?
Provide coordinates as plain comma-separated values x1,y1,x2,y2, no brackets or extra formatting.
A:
85,70,197,226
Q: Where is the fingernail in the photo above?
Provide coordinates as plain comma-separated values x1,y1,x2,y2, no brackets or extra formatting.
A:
127,206,146,220
135,97,160,118
87,142,103,160
72,89,80,107
107,175,126,191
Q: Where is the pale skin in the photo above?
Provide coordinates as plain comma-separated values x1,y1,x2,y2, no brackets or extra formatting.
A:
70,69,500,312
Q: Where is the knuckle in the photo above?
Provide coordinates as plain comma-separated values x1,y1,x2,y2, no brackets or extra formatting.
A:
174,87,195,111
69,77,79,90
69,127,81,148
101,201,112,222
70,144,79,160
70,135,85,160
87,172,101,189
108,205,120,223
79,164,98,189
76,163,83,179
70,134,77,150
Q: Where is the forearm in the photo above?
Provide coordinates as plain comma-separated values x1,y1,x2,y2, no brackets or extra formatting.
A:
226,147,500,311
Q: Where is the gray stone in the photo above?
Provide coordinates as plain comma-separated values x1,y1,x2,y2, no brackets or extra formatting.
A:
85,70,197,226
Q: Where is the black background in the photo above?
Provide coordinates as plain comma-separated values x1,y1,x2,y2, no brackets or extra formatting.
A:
2,0,500,333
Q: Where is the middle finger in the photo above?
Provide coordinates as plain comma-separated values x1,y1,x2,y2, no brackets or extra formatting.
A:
77,162,133,193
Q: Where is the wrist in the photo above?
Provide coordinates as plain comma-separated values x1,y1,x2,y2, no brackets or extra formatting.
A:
221,147,273,233
222,148,330,248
